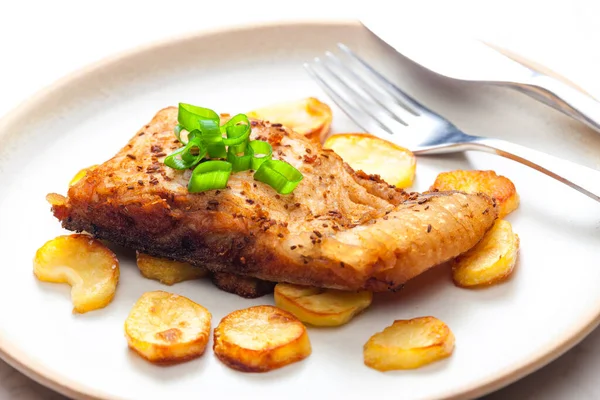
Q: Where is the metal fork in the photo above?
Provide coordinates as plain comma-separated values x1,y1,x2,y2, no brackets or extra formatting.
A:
304,43,600,203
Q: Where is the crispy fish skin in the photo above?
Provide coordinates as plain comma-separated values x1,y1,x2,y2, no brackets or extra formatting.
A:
48,107,497,291
210,272,276,299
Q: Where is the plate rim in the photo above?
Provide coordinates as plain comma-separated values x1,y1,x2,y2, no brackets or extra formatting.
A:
0,18,598,400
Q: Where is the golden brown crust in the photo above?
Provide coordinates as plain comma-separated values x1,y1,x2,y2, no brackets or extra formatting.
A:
212,306,311,372
49,107,498,291
210,272,276,298
347,165,410,206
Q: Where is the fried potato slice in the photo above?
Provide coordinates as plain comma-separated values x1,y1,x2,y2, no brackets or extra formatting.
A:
430,169,519,218
33,234,119,313
69,165,98,186
324,133,416,188
363,316,455,371
247,97,332,143
136,252,208,285
124,291,212,364
274,283,372,326
452,219,520,288
213,305,311,372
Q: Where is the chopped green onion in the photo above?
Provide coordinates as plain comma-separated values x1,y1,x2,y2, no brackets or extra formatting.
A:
230,142,247,155
178,103,220,132
206,143,227,159
188,160,232,193
164,138,206,170
187,129,200,142
174,124,186,144
197,118,225,158
221,114,251,146
165,103,303,194
223,125,250,146
227,144,253,172
181,140,205,163
202,136,227,159
201,129,227,159
163,147,188,170
248,140,273,170
254,160,303,194
221,113,250,132
199,118,220,135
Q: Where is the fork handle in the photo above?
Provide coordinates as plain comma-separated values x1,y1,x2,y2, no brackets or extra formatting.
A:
509,75,600,134
469,137,600,202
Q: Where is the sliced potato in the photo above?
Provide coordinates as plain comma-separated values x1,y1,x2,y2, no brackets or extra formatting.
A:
213,305,311,372
247,97,332,143
324,133,416,188
136,252,208,285
430,169,519,218
125,291,212,364
363,316,455,371
274,283,372,326
33,234,119,313
69,165,98,186
452,219,520,288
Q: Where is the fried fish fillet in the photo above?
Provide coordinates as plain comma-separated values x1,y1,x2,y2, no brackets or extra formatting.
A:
210,272,276,299
48,107,498,291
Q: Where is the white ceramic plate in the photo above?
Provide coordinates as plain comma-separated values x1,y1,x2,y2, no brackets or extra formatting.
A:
1,20,600,400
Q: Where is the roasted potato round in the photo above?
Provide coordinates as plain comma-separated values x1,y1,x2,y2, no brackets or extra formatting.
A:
213,305,311,372
323,133,416,188
364,316,455,371
247,97,332,143
274,283,372,326
430,169,519,218
33,234,119,313
452,219,520,287
125,291,212,364
136,252,208,286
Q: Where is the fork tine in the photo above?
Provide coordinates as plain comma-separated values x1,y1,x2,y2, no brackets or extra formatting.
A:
337,43,428,115
303,61,394,137
316,57,409,131
323,51,412,125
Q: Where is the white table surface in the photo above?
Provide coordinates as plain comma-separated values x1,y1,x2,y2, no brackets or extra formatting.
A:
1,1,600,399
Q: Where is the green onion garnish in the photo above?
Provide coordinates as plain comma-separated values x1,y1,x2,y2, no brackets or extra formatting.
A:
181,138,205,164
227,144,253,172
164,147,189,170
206,143,227,159
164,102,303,194
188,160,232,193
248,140,273,170
178,103,220,132
254,160,303,195
198,116,226,158
164,137,206,170
221,114,251,147
174,124,186,144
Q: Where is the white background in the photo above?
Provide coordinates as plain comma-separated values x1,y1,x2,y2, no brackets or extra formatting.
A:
1,0,600,399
